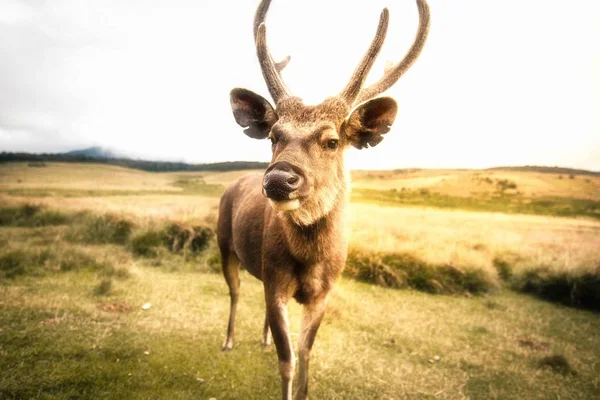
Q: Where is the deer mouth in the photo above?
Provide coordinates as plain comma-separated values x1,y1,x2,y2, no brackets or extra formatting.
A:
268,198,301,211
267,187,311,210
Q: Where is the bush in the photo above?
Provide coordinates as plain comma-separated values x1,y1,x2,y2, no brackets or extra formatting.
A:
67,214,133,245
130,231,164,257
205,247,222,273
345,249,496,295
511,265,600,311
496,179,517,193
0,247,109,279
0,250,28,279
94,278,113,296
538,354,576,375
163,223,214,254
0,204,70,227
346,251,405,288
130,223,214,258
493,256,514,281
58,249,104,272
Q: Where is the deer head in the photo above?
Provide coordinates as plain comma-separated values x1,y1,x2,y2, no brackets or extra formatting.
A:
230,0,430,226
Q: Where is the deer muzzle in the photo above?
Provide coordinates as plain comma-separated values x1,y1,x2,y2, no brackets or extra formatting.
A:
263,162,306,208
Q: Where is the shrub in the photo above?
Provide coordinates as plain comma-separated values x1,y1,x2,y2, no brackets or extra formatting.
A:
189,226,214,253
537,354,575,375
0,247,110,279
130,231,164,257
58,249,103,272
345,251,405,288
496,179,518,193
205,248,222,273
163,223,214,254
67,214,133,245
131,223,213,259
0,250,28,279
0,204,70,227
493,256,514,281
345,249,496,295
511,265,600,311
94,278,113,296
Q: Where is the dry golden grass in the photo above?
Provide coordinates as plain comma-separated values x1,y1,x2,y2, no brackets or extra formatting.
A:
348,204,600,278
0,162,179,192
1,193,220,224
352,169,600,200
188,169,263,186
0,162,259,194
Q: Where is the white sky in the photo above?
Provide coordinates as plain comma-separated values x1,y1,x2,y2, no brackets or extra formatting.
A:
0,0,599,170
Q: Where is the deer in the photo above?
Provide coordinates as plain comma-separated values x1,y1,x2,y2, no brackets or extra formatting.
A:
218,0,430,398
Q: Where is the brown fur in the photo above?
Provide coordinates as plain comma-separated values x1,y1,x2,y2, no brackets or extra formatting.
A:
219,1,430,399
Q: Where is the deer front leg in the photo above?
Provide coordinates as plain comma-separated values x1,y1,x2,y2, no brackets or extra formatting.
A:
262,308,272,347
266,292,295,400
294,294,328,400
221,253,240,351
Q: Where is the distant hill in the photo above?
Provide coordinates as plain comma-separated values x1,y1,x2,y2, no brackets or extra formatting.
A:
487,165,600,177
0,150,268,172
63,146,124,159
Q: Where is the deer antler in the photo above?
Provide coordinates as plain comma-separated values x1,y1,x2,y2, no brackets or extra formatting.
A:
256,23,291,103
339,9,390,105
353,0,430,105
254,0,290,75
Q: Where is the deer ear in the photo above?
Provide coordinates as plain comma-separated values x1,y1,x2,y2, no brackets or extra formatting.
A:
344,97,398,149
230,88,278,139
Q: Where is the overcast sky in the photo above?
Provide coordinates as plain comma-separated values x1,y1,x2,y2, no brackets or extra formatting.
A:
1,0,599,170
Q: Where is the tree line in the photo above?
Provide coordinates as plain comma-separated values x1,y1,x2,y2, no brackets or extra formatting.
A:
0,152,268,172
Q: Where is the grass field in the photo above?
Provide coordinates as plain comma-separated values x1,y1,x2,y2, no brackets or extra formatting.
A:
1,162,599,399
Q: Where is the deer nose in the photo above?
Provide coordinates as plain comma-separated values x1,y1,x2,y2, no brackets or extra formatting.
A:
263,163,303,201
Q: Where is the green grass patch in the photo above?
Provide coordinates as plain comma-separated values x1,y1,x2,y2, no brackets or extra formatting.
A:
345,248,497,295
0,247,112,279
0,203,70,226
352,188,600,219
1,268,599,399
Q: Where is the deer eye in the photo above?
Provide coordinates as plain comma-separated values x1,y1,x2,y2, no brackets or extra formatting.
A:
270,136,277,146
327,139,339,150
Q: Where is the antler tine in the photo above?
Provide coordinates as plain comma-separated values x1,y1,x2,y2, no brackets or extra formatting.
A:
256,23,291,103
254,0,290,74
339,9,390,105
354,0,430,105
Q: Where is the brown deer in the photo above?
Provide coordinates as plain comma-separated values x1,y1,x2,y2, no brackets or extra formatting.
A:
218,0,429,398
